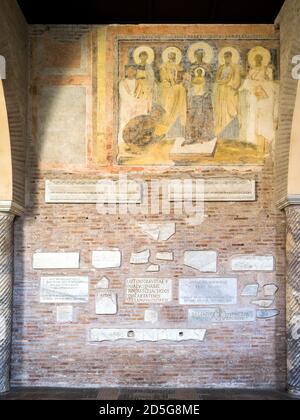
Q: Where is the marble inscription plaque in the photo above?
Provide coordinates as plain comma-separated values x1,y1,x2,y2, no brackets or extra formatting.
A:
45,180,142,204
126,278,172,304
40,276,89,303
189,307,256,323
169,178,256,202
231,256,274,271
90,329,206,342
179,278,237,305
92,249,121,269
33,252,80,269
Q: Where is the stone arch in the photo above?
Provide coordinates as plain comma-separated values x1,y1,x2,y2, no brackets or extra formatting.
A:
0,0,28,215
0,77,13,206
275,0,300,208
287,80,300,198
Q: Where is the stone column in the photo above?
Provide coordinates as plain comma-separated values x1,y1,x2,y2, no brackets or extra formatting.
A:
0,213,15,393
286,205,300,395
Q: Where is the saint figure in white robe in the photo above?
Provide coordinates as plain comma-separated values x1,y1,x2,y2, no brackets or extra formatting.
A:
214,51,241,137
239,53,279,146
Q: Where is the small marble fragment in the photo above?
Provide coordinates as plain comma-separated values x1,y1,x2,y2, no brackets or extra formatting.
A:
96,277,110,289
156,252,174,261
252,300,274,308
130,249,150,265
144,309,159,324
257,309,280,319
263,284,279,297
241,284,259,297
147,265,160,272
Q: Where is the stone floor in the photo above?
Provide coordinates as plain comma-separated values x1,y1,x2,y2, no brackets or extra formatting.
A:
0,388,298,400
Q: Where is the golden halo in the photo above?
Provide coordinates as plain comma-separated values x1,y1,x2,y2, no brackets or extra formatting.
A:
162,47,182,64
188,42,214,64
218,47,240,65
194,66,206,77
248,46,271,68
133,46,155,65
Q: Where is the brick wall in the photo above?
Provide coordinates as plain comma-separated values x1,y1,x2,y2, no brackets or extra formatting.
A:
11,24,287,389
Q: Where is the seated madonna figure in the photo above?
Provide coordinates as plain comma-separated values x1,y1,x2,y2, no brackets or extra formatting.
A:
184,42,215,146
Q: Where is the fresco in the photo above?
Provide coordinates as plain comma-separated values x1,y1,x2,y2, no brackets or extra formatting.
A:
113,39,279,166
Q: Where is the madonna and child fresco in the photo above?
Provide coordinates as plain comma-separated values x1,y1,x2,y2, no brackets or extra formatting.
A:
116,41,279,166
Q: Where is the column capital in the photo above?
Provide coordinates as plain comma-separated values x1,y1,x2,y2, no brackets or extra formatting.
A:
0,201,24,216
278,196,300,210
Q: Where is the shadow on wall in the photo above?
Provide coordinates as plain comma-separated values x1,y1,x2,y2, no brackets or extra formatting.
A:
11,26,91,387
32,28,90,168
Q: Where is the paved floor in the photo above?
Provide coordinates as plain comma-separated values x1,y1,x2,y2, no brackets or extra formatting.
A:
0,388,298,400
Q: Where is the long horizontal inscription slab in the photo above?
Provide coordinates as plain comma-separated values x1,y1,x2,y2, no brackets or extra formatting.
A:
90,329,206,342
45,179,255,204
169,178,256,202
231,255,275,271
45,180,143,204
189,307,256,323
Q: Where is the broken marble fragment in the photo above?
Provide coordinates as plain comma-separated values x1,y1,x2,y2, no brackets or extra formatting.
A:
92,249,121,269
257,309,280,319
56,306,73,323
130,250,150,265
147,265,160,273
90,328,206,342
140,223,176,241
241,284,259,297
144,309,159,324
156,252,174,261
184,251,217,273
96,276,110,289
95,290,118,315
263,284,279,297
252,299,274,308
231,255,274,272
